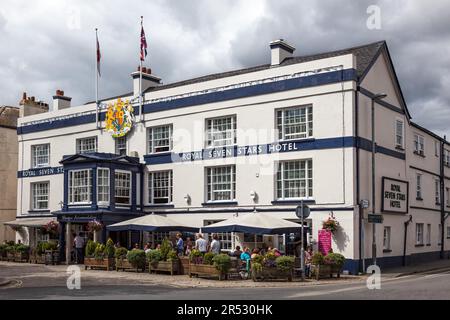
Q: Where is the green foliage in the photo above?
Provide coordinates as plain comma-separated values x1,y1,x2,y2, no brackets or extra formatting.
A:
94,244,105,259
203,252,216,265
189,249,203,262
312,252,324,265
104,239,115,258
15,244,30,253
167,249,179,261
126,249,146,269
251,262,263,273
252,254,264,264
0,244,8,255
275,256,295,272
146,249,162,264
213,254,231,274
114,247,128,259
160,239,172,261
324,253,346,267
85,240,98,257
264,252,277,261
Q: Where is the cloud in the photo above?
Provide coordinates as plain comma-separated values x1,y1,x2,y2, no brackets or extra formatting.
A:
0,0,449,138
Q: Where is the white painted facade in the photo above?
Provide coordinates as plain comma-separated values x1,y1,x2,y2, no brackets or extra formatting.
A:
15,40,450,273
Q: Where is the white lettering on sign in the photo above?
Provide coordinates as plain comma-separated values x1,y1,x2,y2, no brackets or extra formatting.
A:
382,178,408,213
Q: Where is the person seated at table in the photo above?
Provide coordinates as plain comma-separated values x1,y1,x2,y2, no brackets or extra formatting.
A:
144,242,152,253
251,248,260,259
232,246,243,257
240,247,251,262
133,243,140,250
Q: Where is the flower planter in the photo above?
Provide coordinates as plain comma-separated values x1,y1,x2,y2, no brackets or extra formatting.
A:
189,263,225,280
6,252,15,262
312,264,342,280
148,260,179,275
179,257,190,275
84,257,115,271
251,266,293,282
115,258,145,272
14,252,30,263
29,252,46,264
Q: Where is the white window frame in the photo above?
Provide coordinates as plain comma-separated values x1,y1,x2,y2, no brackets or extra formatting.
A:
97,168,110,205
147,125,173,154
31,144,50,168
435,179,441,204
277,105,313,141
444,150,450,167
114,170,132,206
115,136,127,156
205,115,237,148
148,170,173,205
416,223,424,245
435,141,440,157
68,169,92,205
206,165,236,202
276,159,313,200
413,134,425,156
31,181,49,210
383,226,391,251
395,119,404,149
426,224,431,246
76,136,98,154
416,173,422,200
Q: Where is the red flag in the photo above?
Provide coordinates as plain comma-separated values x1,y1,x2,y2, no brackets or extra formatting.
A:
140,25,147,61
96,32,101,77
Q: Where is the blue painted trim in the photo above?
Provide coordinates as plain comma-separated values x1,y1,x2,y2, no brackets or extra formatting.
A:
18,69,357,135
106,224,198,232
271,200,316,205
202,202,238,207
144,204,175,209
146,207,353,215
202,224,301,235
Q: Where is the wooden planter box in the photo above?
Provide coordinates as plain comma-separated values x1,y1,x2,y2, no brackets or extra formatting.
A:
84,257,115,271
251,266,293,282
6,252,15,262
149,260,179,275
179,257,190,275
189,263,225,280
312,264,342,280
30,253,46,264
14,252,30,263
115,258,145,272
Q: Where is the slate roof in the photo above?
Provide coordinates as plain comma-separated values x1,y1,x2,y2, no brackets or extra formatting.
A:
87,40,386,104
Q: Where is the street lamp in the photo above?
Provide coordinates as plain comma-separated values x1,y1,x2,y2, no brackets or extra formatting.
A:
371,93,387,267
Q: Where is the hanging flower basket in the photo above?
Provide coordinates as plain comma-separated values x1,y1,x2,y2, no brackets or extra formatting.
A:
42,221,59,235
87,220,103,232
322,217,340,233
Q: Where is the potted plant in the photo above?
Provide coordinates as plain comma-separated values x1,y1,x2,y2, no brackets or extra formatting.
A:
5,241,16,261
42,221,59,236
311,252,345,280
125,249,146,272
325,253,345,277
14,244,30,262
0,244,8,261
322,216,340,233
114,247,131,271
147,247,180,275
212,254,232,280
189,251,225,280
251,254,294,282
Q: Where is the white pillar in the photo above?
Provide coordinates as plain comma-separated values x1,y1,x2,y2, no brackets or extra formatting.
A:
65,222,71,265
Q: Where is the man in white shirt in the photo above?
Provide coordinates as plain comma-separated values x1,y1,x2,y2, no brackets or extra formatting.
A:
195,233,208,254
210,234,221,254
74,233,85,264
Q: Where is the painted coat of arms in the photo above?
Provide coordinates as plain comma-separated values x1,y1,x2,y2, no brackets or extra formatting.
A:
105,98,135,137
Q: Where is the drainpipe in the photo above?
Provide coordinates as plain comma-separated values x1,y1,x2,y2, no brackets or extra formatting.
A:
355,87,362,273
403,215,413,266
440,138,445,259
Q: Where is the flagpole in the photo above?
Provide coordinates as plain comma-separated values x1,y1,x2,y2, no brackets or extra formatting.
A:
139,16,143,123
95,28,99,129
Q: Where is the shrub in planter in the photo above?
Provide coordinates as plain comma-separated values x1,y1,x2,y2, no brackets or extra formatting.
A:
146,249,162,264
160,239,172,261
167,249,179,261
94,244,105,259
126,249,146,269
252,262,263,273
85,240,98,257
189,249,203,264
275,256,295,272
252,254,264,264
312,252,324,265
115,247,128,259
104,239,115,259
203,252,216,265
0,244,7,257
325,253,345,267
213,254,231,274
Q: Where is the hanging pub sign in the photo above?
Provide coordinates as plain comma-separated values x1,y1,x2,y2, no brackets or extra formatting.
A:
105,98,135,138
381,177,408,214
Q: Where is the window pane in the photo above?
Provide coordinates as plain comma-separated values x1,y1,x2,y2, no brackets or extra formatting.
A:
77,137,97,154
278,106,313,140
115,136,127,156
148,125,172,153
97,169,110,203
32,182,49,210
206,116,236,147
32,144,50,168
69,170,92,204
149,171,172,204
115,171,131,205
277,160,313,199
207,166,235,201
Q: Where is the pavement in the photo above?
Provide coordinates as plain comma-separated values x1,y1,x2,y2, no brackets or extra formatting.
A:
380,258,450,278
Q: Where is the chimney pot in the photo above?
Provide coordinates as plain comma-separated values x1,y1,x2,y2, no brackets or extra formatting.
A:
22,92,27,100
31,96,35,102
142,67,147,73
269,39,296,66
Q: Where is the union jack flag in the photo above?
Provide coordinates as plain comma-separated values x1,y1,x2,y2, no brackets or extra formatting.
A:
96,31,101,76
140,24,147,61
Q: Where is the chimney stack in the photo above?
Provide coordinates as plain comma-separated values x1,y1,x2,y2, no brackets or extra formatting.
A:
131,66,161,97
52,89,71,111
269,39,295,66
19,91,49,117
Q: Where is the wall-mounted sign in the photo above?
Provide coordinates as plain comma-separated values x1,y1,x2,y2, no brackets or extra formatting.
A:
318,229,332,255
18,166,64,178
382,177,408,214
105,98,134,138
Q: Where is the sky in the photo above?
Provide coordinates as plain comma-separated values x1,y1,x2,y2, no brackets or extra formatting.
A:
0,0,449,137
